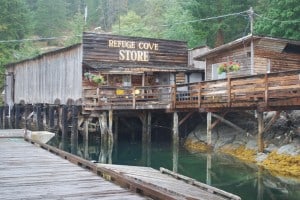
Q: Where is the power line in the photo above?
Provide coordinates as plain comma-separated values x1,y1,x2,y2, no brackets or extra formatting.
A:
0,35,81,44
161,10,249,27
254,13,300,23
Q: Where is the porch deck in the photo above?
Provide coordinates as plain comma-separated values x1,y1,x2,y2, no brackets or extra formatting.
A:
83,69,300,112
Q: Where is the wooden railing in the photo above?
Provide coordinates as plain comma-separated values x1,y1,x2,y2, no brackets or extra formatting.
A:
175,70,300,111
83,70,300,112
83,85,174,110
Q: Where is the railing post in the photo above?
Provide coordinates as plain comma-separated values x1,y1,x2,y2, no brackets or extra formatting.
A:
227,77,231,107
198,82,202,108
264,73,269,107
172,85,177,109
132,86,136,109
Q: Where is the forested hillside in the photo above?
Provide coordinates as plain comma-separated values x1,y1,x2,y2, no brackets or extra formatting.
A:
0,0,299,84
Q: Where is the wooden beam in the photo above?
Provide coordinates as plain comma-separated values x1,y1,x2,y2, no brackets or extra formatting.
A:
263,111,280,133
178,111,195,126
211,113,248,135
211,112,228,129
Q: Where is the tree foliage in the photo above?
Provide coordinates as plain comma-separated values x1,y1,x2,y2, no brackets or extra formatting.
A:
34,0,68,38
254,0,300,40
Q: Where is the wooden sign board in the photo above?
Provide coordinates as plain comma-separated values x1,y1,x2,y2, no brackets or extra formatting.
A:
83,32,188,68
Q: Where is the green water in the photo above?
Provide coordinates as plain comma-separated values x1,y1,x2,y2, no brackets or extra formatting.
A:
49,135,300,200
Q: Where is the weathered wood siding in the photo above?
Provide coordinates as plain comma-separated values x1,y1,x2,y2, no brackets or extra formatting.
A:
6,44,82,105
255,50,300,72
205,38,300,80
206,45,251,80
83,32,188,68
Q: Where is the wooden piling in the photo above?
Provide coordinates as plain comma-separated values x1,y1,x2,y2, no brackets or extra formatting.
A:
8,105,14,129
0,107,3,129
147,112,152,166
83,120,89,159
24,104,29,133
48,105,55,130
173,111,179,172
207,112,212,145
61,105,68,150
108,110,113,134
14,104,20,129
257,111,264,152
173,111,179,144
71,105,78,154
206,154,212,185
3,106,8,129
36,104,43,131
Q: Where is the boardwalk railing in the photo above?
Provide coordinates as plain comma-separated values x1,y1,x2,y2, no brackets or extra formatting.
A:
83,70,300,111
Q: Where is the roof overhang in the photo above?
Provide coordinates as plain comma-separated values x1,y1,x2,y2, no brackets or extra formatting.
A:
194,35,300,61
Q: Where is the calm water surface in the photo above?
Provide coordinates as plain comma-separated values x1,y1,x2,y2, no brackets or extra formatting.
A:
48,134,300,200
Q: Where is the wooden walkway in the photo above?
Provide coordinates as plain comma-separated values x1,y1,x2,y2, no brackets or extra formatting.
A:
97,164,240,200
0,137,145,200
0,130,241,200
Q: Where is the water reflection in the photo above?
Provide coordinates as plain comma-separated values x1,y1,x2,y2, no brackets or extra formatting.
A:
49,134,300,200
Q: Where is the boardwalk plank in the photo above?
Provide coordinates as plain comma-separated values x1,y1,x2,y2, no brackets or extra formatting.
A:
0,138,145,200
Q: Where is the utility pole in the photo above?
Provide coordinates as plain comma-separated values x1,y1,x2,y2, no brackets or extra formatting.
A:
248,7,255,75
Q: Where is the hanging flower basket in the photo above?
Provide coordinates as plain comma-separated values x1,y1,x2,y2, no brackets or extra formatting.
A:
218,62,240,74
84,72,106,85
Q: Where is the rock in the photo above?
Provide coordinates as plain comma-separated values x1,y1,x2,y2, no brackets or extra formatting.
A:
245,139,257,150
256,152,268,163
277,143,300,156
265,143,278,153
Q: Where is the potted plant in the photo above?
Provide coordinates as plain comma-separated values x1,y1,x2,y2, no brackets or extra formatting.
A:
218,61,240,74
84,72,106,85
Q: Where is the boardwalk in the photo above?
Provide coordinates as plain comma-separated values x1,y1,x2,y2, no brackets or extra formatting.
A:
0,137,145,200
97,164,240,200
0,130,241,200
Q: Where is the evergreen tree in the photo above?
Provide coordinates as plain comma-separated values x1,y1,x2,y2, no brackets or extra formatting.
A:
187,0,256,47
34,0,68,38
254,0,300,40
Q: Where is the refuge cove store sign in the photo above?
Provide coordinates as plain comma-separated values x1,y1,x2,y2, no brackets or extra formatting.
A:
108,39,159,62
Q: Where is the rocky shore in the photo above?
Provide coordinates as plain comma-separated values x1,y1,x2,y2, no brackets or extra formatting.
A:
184,111,300,178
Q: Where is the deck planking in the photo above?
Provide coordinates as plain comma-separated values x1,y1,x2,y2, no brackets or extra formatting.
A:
0,138,145,200
97,164,240,200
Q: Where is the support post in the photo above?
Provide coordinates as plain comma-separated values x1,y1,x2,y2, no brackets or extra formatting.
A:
257,111,264,152
108,109,113,134
0,107,3,129
83,120,89,159
3,106,8,129
147,112,152,166
114,116,119,148
14,104,20,129
24,105,29,136
61,105,68,151
43,104,48,129
173,111,179,144
36,104,43,131
8,105,14,129
206,154,212,185
173,111,179,172
71,105,78,154
207,112,212,145
49,105,55,130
